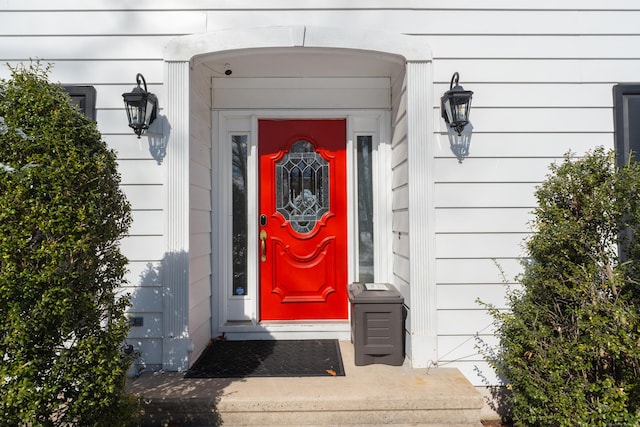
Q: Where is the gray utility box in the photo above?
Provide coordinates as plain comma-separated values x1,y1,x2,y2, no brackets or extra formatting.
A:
348,282,405,366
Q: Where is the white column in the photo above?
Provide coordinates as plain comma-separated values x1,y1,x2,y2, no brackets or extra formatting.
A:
162,61,191,371
405,61,438,367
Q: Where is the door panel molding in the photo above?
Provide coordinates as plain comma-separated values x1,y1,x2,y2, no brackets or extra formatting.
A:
272,236,336,303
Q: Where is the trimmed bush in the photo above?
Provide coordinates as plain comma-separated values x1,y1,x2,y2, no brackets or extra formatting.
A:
483,148,640,426
0,63,137,425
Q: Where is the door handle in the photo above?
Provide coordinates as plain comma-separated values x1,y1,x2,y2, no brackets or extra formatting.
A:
260,230,267,262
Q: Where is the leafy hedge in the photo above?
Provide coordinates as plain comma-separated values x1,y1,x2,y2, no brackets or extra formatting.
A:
0,63,137,425
483,148,640,426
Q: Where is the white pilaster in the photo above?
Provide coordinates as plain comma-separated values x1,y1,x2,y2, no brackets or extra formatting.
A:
163,61,191,370
406,61,438,367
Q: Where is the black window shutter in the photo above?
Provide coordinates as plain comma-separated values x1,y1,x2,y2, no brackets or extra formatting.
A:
62,86,97,122
613,84,640,166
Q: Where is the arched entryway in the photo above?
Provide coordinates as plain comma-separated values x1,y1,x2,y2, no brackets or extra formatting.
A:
161,26,436,371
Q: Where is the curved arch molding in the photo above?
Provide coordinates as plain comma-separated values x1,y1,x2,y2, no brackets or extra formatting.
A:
164,25,432,62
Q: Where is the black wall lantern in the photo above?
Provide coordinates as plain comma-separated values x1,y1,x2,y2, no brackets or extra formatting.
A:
122,73,158,138
441,72,473,136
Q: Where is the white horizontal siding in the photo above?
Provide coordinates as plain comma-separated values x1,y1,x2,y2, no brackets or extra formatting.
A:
129,210,164,236
121,236,165,261
437,108,613,134
438,310,496,336
438,337,503,386
123,255,165,366
0,37,173,60
189,63,212,362
437,284,516,310
0,10,176,370
452,361,503,387
435,208,531,233
125,314,163,340
438,326,505,386
2,0,636,385
125,261,162,286
436,259,522,284
127,338,162,367
435,59,640,83
413,9,631,377
191,185,211,211
434,182,538,208
118,160,164,185
107,135,167,159
2,0,640,11
435,83,616,108
190,276,211,316
0,61,164,84
98,109,166,135
128,286,163,313
191,162,211,194
435,134,611,159
191,210,211,234
434,158,560,183
426,35,640,60
436,234,530,259
95,85,162,109
391,73,410,313
0,11,205,35
120,185,164,211
204,10,640,36
440,334,499,360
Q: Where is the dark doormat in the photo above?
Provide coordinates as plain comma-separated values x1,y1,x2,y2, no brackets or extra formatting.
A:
184,339,345,378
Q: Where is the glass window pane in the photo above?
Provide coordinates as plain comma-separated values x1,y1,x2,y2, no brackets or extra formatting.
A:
275,140,329,234
357,136,374,282
232,135,248,296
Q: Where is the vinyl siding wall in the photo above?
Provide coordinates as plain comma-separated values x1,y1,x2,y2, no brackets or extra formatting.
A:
0,4,208,369
1,0,636,383
390,75,412,354
188,64,213,362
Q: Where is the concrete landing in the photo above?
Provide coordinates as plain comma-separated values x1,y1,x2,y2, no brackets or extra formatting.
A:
128,341,483,426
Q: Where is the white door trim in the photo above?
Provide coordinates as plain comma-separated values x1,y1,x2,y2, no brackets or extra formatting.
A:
213,109,391,340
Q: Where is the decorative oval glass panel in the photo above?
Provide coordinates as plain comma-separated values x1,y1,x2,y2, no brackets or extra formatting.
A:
275,140,329,233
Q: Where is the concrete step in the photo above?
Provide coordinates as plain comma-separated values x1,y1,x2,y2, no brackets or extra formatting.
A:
129,341,483,426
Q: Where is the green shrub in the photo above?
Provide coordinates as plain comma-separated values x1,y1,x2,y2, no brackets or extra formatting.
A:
0,63,137,426
482,148,640,426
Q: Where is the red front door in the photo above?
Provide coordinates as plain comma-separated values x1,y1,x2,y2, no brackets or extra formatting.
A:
258,119,348,321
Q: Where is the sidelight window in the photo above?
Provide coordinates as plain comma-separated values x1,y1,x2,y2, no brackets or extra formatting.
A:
356,135,374,282
232,134,249,296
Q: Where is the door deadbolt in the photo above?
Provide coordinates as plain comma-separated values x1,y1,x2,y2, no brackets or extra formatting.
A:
260,214,267,227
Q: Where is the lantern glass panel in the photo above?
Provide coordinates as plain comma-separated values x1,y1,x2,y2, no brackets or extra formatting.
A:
451,94,471,124
123,94,146,126
143,97,155,127
442,97,454,125
131,104,144,127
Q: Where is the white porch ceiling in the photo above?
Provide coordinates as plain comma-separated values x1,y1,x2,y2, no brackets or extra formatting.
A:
194,47,406,80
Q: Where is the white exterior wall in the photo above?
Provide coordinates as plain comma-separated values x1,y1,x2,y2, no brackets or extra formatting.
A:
188,64,213,363
1,0,637,384
391,75,412,356
0,4,207,369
